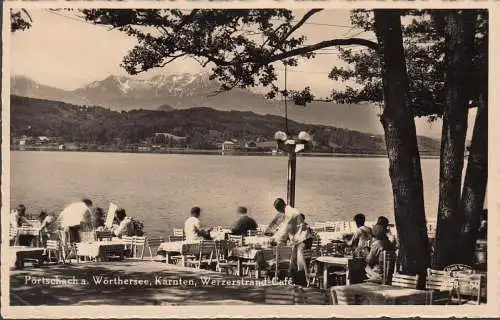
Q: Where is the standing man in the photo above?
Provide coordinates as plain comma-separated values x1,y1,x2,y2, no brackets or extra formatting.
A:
230,206,258,236
57,198,93,244
264,198,287,236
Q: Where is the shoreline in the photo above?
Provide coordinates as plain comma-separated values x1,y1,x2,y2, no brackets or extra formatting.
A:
10,147,441,159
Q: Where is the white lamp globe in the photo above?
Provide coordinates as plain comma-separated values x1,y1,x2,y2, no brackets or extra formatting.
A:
298,131,312,142
274,131,288,141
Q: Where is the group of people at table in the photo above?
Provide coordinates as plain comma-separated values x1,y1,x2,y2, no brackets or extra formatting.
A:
9,199,137,248
182,198,398,286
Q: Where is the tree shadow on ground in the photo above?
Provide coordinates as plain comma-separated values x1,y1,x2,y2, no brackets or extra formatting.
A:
10,261,266,306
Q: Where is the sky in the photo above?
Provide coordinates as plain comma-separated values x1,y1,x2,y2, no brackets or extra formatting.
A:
11,9,359,96
10,9,477,139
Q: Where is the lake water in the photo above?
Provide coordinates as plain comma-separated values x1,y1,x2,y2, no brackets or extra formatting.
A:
10,151,441,238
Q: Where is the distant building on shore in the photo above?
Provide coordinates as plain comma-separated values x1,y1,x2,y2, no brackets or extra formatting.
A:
221,140,235,152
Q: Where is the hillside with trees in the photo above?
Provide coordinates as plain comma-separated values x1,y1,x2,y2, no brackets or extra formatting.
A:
11,95,440,155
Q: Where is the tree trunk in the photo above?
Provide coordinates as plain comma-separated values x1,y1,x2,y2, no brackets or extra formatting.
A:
433,10,476,269
374,10,430,286
459,92,487,266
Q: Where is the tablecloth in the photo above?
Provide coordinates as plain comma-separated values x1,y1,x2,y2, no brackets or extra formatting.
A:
76,240,126,258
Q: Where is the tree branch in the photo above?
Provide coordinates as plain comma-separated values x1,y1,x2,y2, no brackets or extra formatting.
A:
258,38,379,64
282,9,323,40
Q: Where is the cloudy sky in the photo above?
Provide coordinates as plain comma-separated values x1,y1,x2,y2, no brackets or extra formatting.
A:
10,8,478,139
11,9,362,97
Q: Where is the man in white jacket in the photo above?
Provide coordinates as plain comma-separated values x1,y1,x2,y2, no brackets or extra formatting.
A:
57,198,93,243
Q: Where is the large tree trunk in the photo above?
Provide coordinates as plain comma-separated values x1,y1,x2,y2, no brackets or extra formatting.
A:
459,93,487,266
374,10,430,287
433,10,476,269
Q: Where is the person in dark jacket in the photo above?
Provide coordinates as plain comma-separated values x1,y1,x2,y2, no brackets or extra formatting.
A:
230,206,258,236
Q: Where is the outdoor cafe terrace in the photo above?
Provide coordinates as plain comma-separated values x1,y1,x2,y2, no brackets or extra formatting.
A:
8,220,487,306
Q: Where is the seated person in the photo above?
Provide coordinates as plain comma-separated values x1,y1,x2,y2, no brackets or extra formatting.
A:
184,207,211,242
10,204,34,246
38,211,56,246
230,206,258,236
365,224,395,282
264,198,287,236
346,213,372,258
374,216,397,245
92,207,106,230
112,208,135,237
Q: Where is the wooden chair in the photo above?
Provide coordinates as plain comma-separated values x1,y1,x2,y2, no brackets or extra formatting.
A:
172,228,185,239
391,273,419,289
168,235,184,242
10,228,18,246
185,240,215,269
425,268,452,305
454,274,484,305
228,235,245,247
96,230,113,241
145,236,165,261
330,287,356,305
121,236,135,258
215,240,238,274
45,239,63,264
380,250,397,285
247,229,258,236
264,285,304,304
266,245,292,280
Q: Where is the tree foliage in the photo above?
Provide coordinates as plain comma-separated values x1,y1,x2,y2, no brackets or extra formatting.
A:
11,9,32,32
82,9,378,98
328,9,487,122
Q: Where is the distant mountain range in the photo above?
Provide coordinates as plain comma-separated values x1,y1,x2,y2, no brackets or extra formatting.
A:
11,73,402,137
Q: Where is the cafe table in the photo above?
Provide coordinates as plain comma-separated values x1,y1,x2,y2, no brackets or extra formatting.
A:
76,239,126,262
10,246,45,269
333,282,429,305
158,240,215,266
228,245,292,279
315,256,354,289
14,226,41,247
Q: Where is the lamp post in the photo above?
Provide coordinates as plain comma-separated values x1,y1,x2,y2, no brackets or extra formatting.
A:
274,130,313,207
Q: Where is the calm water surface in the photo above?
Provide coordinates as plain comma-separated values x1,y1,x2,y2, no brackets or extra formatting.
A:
11,151,441,238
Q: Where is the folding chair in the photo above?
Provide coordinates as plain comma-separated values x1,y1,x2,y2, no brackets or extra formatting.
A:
425,268,452,305
185,240,215,269
266,245,292,280
380,250,397,285
122,236,135,258
172,228,185,239
145,236,165,261
391,273,419,289
247,230,258,237
168,235,185,242
45,239,63,264
228,235,245,247
454,274,484,305
215,240,238,274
